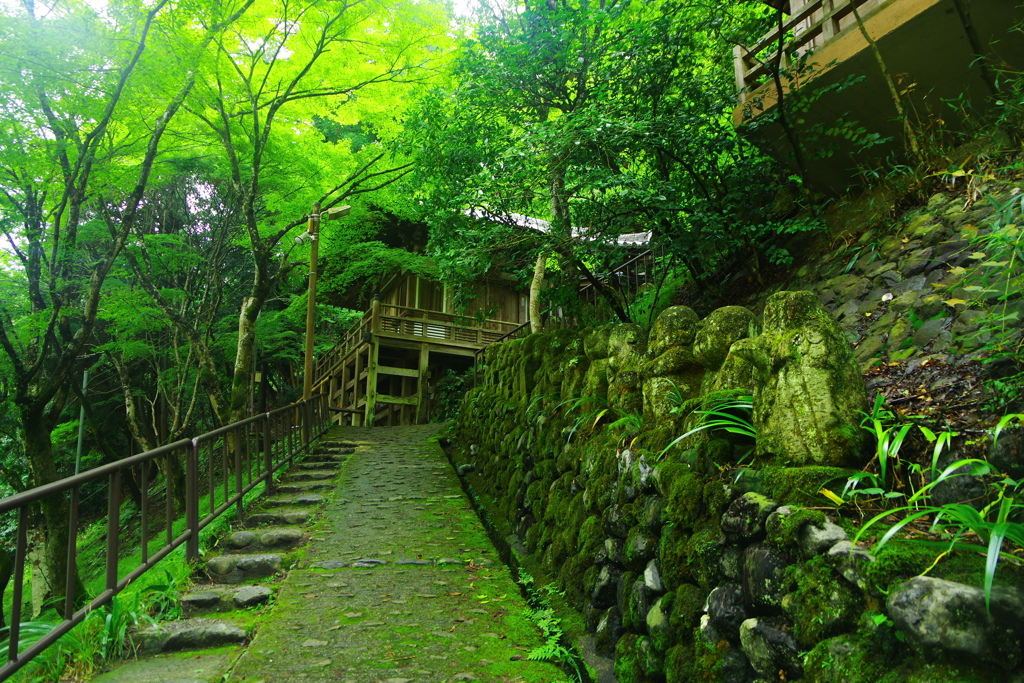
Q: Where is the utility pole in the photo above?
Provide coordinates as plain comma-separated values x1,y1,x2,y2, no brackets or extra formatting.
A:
301,203,351,401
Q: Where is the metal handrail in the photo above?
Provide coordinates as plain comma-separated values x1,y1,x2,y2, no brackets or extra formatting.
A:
0,394,331,681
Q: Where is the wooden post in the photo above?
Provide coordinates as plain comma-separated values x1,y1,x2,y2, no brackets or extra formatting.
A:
340,357,351,425
416,346,430,424
365,340,379,427
354,350,364,426
370,293,381,333
302,202,321,402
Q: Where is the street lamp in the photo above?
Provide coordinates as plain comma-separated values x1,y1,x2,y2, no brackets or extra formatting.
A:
302,202,351,402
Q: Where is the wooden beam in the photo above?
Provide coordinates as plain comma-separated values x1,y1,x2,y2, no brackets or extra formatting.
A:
377,394,418,406
378,365,419,378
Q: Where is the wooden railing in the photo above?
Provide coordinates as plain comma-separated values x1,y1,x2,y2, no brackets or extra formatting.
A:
734,0,883,101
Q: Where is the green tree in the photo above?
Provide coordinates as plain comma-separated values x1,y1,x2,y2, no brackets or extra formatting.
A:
0,0,254,612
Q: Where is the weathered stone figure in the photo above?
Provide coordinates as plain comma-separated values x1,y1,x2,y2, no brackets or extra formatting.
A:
732,290,867,467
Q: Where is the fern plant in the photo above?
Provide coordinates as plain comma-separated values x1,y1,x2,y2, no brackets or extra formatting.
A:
659,393,755,461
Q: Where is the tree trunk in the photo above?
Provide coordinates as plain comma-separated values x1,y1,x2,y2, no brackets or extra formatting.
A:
229,296,261,424
20,408,85,614
529,251,546,334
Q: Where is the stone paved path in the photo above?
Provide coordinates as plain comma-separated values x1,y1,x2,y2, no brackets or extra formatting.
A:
94,425,568,683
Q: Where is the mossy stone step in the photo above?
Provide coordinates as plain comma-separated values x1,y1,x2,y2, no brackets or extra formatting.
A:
317,440,357,449
264,493,325,508
304,452,347,463
135,618,248,655
222,526,304,553
281,470,336,482
275,481,334,494
205,552,284,583
292,460,341,471
181,584,274,614
246,509,311,526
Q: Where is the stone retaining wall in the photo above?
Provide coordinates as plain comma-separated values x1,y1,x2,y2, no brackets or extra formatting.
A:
453,288,1023,682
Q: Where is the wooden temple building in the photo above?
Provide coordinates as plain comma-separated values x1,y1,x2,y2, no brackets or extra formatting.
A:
312,272,527,426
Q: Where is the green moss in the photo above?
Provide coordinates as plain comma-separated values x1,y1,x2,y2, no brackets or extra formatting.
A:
658,524,693,591
767,507,826,547
763,466,852,507
665,643,695,683
577,515,604,559
783,555,862,647
662,470,704,528
614,633,643,683
684,522,725,589
701,478,730,520
669,583,706,635
802,634,901,683
860,539,1024,595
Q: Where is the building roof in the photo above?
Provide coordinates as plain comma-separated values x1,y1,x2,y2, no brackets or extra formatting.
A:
463,208,651,247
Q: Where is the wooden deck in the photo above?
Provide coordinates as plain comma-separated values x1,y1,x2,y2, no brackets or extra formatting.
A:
313,298,520,426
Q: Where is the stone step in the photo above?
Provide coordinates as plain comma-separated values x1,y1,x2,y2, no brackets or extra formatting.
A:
282,470,336,482
292,460,341,471
135,618,248,655
222,526,304,552
245,509,311,526
275,482,334,494
181,584,274,614
205,552,284,584
303,454,348,464
317,440,357,449
264,493,325,508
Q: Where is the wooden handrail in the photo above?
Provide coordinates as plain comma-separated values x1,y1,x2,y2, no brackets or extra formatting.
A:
735,0,883,94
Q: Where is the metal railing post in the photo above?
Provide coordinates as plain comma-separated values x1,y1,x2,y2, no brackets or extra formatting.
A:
64,487,79,619
105,472,120,592
264,415,274,494
186,440,199,563
9,507,27,663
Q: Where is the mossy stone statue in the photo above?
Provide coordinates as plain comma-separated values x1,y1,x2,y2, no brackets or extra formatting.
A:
693,306,756,371
607,324,646,374
731,291,867,467
649,306,700,356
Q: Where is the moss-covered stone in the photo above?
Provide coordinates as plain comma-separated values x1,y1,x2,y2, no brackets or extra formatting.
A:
685,522,726,589
783,555,862,647
614,633,643,683
763,466,852,507
661,470,704,529
731,291,868,467
664,643,695,683
577,514,604,560
649,305,700,356
693,306,755,371
658,523,693,591
766,507,827,547
647,592,675,652
669,583,706,636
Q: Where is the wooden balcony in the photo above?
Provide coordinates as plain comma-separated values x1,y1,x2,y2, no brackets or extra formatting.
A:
313,299,520,426
733,0,1024,192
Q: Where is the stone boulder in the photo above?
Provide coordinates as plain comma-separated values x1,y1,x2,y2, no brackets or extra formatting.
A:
887,576,1024,669
731,290,867,467
739,617,803,680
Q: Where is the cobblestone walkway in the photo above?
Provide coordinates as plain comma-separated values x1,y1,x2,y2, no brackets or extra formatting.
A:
94,425,567,683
